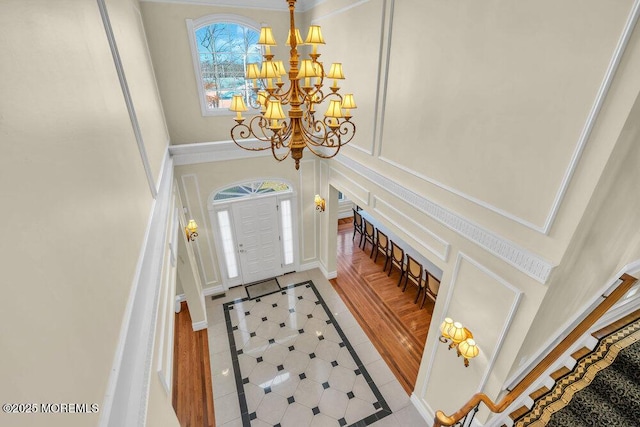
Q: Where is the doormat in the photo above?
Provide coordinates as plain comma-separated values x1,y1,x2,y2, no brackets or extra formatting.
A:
245,278,280,299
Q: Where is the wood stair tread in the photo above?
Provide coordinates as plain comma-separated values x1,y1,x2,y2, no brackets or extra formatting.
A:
509,405,530,421
571,346,592,361
550,366,571,380
529,386,550,401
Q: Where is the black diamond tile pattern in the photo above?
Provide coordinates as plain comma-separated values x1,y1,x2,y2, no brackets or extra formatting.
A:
223,280,391,426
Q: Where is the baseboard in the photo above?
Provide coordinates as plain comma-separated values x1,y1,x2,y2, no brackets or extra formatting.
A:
299,261,320,271
410,393,434,425
192,320,208,331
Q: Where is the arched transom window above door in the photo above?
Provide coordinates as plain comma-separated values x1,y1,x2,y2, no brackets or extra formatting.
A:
212,180,292,203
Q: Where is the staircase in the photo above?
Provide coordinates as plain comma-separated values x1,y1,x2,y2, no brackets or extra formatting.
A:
509,316,640,427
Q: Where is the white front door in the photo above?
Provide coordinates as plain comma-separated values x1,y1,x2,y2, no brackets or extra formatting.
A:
232,197,283,284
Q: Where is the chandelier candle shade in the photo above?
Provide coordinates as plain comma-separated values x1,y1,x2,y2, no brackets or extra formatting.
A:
229,0,356,170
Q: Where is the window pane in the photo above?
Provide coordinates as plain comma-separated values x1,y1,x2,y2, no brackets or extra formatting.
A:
194,22,260,110
213,180,291,203
280,200,294,265
217,210,239,278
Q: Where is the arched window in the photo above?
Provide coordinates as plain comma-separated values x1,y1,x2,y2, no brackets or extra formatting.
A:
212,180,291,202
187,14,262,116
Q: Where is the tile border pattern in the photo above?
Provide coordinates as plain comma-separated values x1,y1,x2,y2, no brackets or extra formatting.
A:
223,279,392,426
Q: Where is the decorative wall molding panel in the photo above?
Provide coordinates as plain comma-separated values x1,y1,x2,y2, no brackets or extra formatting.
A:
180,173,220,285
328,167,371,208
372,196,450,262
312,0,380,157
421,253,523,409
335,155,554,284
300,159,318,263
374,0,394,159
378,1,640,235
98,0,157,198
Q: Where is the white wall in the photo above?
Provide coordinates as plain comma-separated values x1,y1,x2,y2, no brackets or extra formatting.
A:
0,0,176,425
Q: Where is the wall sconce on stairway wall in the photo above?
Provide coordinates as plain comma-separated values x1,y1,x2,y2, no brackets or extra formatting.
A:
314,194,325,212
185,219,199,241
439,317,480,367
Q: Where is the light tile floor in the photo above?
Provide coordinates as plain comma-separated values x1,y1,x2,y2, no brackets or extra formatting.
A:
206,269,427,426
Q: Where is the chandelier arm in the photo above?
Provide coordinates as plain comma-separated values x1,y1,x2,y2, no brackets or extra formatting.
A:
230,116,278,151
270,132,292,161
272,122,294,149
301,117,356,149
298,125,343,159
301,121,344,159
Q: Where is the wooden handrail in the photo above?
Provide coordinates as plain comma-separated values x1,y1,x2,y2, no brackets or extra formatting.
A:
433,273,638,427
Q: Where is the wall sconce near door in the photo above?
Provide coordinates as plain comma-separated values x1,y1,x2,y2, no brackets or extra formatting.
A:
314,194,326,212
439,317,480,367
185,219,199,241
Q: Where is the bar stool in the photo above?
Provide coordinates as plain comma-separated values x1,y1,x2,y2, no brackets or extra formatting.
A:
388,240,406,286
352,209,364,246
372,229,390,266
361,218,375,255
403,255,424,302
418,270,440,309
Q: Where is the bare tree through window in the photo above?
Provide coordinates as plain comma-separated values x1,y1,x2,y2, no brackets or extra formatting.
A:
195,22,260,110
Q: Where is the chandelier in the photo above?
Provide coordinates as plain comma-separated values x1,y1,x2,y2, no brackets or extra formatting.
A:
229,0,356,170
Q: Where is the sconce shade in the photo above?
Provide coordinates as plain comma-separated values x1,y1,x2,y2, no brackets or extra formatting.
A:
440,318,454,338
186,219,198,234
458,339,480,359
448,322,468,344
186,219,199,241
305,25,325,45
258,26,277,45
314,194,325,212
327,63,344,79
230,95,248,112
286,28,304,46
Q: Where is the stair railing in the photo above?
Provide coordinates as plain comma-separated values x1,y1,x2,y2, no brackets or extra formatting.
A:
432,273,638,427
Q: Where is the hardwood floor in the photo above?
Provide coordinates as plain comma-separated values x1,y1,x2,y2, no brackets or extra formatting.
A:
330,217,435,394
173,301,215,427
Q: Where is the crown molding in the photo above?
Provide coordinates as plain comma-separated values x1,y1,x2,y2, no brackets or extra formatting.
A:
169,139,273,165
335,155,555,284
140,0,320,12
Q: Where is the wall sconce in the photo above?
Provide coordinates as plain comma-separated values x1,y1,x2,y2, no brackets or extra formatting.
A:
185,219,198,241
439,317,480,367
314,194,325,212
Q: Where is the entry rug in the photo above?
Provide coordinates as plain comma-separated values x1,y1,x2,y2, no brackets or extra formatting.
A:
245,278,281,299
223,280,391,426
